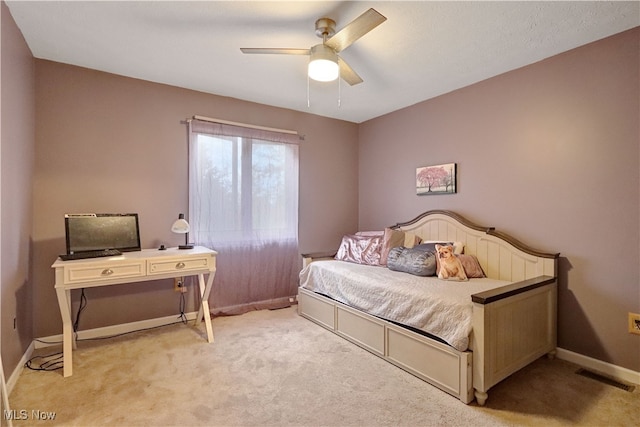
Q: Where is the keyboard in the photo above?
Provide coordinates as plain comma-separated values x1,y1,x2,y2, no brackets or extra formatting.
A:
59,249,122,261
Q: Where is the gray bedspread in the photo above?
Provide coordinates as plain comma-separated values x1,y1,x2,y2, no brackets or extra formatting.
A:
299,260,511,351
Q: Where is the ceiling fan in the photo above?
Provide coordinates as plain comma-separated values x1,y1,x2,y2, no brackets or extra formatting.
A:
240,8,386,86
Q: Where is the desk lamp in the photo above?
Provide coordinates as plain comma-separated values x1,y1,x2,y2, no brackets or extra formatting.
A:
171,213,194,249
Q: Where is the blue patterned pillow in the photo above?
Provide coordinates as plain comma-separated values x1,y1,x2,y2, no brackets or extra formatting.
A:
387,246,437,276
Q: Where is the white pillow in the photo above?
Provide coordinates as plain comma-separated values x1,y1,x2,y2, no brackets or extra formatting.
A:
355,230,384,237
421,240,464,254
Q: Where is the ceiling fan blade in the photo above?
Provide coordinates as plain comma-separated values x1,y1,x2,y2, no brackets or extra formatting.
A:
339,58,363,86
325,8,386,53
240,48,310,55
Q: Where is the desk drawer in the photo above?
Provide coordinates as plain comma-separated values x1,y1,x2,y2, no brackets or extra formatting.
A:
65,261,145,285
147,256,211,275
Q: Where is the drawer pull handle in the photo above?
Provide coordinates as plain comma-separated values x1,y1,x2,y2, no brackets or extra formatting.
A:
176,262,186,269
102,269,114,276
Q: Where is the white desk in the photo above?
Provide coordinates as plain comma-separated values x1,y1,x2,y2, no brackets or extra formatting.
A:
52,246,217,377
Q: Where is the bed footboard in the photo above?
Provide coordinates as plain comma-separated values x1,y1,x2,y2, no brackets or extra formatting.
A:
302,251,336,268
471,276,557,405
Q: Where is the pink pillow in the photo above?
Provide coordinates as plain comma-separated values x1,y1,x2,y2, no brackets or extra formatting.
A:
433,248,485,279
335,234,383,265
458,254,485,278
379,228,422,266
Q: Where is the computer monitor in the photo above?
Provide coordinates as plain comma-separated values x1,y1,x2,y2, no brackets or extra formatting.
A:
64,213,141,254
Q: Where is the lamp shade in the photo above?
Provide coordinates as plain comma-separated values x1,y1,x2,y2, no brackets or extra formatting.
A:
171,213,194,249
308,44,339,82
171,215,190,234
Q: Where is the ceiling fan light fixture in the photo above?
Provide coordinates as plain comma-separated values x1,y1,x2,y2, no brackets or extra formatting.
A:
308,44,339,82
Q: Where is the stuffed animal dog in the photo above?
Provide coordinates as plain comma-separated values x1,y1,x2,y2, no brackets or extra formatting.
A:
435,244,468,281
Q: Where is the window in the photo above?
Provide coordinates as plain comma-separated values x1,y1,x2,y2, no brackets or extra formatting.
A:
187,118,301,313
189,133,298,243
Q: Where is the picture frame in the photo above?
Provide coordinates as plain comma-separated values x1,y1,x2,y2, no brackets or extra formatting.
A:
416,163,457,195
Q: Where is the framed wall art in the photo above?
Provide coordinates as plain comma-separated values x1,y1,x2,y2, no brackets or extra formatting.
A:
416,163,457,195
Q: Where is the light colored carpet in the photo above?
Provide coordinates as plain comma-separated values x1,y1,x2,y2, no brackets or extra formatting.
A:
8,306,640,426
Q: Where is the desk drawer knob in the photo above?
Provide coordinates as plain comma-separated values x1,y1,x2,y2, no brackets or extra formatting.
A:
176,262,186,269
102,269,114,276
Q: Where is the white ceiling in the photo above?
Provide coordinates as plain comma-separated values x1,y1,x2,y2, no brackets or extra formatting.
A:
6,1,639,123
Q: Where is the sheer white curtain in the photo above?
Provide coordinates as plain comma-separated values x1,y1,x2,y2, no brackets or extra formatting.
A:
188,119,301,314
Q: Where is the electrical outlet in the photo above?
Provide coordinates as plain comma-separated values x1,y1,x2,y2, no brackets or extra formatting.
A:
174,277,186,293
628,312,640,336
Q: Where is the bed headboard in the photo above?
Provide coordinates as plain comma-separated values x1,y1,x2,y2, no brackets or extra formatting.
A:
392,210,559,282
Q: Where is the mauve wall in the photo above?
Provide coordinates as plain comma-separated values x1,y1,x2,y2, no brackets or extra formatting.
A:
1,1,35,378
358,28,639,371
32,60,358,337
4,0,638,377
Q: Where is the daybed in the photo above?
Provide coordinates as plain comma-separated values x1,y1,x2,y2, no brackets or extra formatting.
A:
297,210,559,405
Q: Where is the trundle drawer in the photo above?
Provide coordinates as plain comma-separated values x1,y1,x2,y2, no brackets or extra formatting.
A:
336,305,385,356
64,261,145,285
386,325,463,396
147,256,211,275
298,289,335,329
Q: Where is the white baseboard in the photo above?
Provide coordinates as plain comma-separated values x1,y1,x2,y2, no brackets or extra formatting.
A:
556,347,640,385
33,311,198,349
6,341,35,396
9,321,639,396
8,311,198,395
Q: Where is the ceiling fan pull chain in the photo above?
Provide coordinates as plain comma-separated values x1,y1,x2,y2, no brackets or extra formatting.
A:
338,73,341,108
307,73,311,108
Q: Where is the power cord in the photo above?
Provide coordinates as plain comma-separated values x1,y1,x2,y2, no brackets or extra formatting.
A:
178,291,188,324
25,319,191,372
73,288,88,335
25,352,63,372
26,289,193,372
32,288,88,347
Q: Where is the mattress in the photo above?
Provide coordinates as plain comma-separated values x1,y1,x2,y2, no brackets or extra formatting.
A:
299,260,511,351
